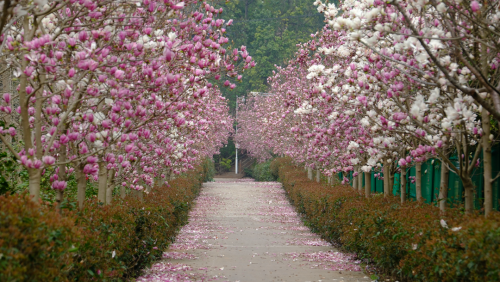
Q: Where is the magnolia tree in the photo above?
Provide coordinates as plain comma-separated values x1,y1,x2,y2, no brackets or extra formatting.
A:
237,0,499,216
0,0,254,207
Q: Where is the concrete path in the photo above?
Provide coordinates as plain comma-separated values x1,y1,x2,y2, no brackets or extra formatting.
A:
138,179,372,282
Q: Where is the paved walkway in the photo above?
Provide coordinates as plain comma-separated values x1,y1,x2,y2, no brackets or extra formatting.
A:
138,179,371,282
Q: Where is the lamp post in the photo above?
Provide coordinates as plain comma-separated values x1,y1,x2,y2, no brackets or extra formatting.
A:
235,96,244,174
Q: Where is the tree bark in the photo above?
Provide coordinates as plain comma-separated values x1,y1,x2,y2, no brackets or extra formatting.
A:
76,163,87,209
358,173,363,192
383,164,390,197
438,163,449,213
28,169,41,201
353,173,358,189
98,161,108,203
307,167,312,180
463,176,474,214
401,167,407,204
482,108,493,217
364,171,371,198
316,170,320,183
416,163,422,202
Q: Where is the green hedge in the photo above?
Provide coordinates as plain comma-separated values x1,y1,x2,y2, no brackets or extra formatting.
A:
244,159,277,181
272,157,500,281
0,166,206,281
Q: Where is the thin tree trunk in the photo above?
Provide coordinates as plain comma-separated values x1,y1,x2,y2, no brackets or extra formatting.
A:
364,171,371,198
482,108,493,216
353,173,358,189
439,163,449,213
76,163,87,209
416,163,422,202
307,167,312,180
463,176,474,214
98,161,108,203
383,164,390,197
401,167,407,204
358,173,363,192
316,170,320,183
20,17,38,201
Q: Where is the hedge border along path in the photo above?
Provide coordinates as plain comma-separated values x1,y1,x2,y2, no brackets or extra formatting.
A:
271,157,500,281
0,165,208,282
137,178,371,281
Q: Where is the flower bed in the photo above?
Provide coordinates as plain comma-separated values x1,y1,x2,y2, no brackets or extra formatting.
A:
272,157,500,281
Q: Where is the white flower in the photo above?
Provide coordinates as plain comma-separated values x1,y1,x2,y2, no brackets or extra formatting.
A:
428,88,440,104
337,46,351,57
440,219,448,228
167,32,177,41
361,165,372,173
436,3,447,13
451,227,462,232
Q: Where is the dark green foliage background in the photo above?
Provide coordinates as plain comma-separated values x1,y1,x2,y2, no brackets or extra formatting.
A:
218,0,325,110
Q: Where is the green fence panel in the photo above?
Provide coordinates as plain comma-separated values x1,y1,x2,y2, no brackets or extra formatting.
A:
393,172,401,196
370,170,377,193
447,156,464,207
408,166,416,200
421,160,435,204
471,153,484,210
375,170,384,193
492,146,500,211
432,160,442,203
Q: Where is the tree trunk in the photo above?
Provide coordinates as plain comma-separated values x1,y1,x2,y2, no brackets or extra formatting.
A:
383,164,390,197
438,163,449,213
353,174,358,189
106,168,115,205
358,173,363,192
28,169,41,201
307,167,312,180
463,176,474,214
76,164,87,209
416,163,422,202
98,161,108,203
316,170,320,183
482,108,493,217
401,167,407,204
364,171,371,198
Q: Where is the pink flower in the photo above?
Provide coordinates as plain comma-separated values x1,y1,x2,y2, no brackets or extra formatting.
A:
87,156,98,164
3,93,11,104
114,70,125,79
471,1,481,12
42,156,56,165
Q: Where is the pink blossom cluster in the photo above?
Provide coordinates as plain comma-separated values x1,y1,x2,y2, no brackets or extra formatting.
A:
0,0,254,204
236,0,499,213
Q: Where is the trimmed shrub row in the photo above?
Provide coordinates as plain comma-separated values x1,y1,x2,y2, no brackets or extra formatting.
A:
0,166,208,281
244,159,278,181
272,157,500,281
